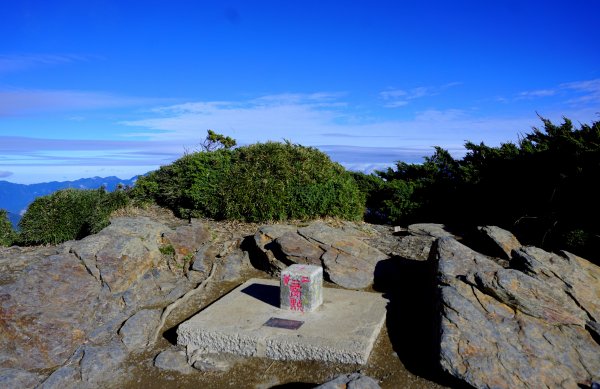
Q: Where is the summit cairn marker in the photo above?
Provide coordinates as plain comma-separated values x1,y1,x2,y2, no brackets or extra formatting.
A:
280,264,323,312
177,265,387,364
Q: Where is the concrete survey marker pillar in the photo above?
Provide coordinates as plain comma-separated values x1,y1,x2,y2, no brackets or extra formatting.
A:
280,264,323,312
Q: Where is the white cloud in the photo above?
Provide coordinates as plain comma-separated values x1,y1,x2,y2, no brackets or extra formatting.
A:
560,78,600,104
121,93,571,154
517,89,557,98
515,78,600,104
379,82,461,108
0,88,166,116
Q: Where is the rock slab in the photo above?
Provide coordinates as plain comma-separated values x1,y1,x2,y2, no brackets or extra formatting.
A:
433,237,600,388
254,221,387,289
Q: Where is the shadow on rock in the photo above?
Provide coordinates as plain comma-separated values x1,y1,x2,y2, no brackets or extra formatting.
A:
241,234,273,272
162,325,178,346
374,256,471,388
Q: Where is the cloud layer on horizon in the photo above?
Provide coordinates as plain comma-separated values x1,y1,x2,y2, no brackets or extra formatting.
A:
2,79,599,184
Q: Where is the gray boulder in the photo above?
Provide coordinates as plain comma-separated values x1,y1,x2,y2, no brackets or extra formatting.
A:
79,342,127,386
154,347,195,374
0,253,102,370
478,225,522,259
254,224,298,272
70,217,168,294
0,215,211,381
118,309,162,351
391,235,436,261
188,349,239,372
38,365,81,389
514,247,600,323
407,223,454,238
191,243,211,272
0,368,44,388
217,248,250,281
274,232,324,266
253,221,388,289
162,219,210,261
433,237,600,388
321,249,376,289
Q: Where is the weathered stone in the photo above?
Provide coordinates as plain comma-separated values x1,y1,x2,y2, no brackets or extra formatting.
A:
254,224,298,272
0,215,210,378
162,219,210,260
280,264,323,312
120,268,189,311
80,342,127,386
191,244,210,272
189,351,236,372
298,222,387,264
274,232,324,266
38,365,81,389
478,225,522,259
68,233,112,282
95,235,157,294
154,347,195,375
217,248,250,281
407,223,454,238
70,217,169,294
254,221,388,289
118,309,162,351
514,247,600,323
474,267,588,326
0,253,101,370
433,237,600,388
314,372,381,389
0,368,45,388
38,344,85,389
0,245,57,285
391,235,435,261
322,249,375,289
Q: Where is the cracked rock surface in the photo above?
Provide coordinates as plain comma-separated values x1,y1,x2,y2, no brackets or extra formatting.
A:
254,221,388,289
0,214,212,387
433,236,600,388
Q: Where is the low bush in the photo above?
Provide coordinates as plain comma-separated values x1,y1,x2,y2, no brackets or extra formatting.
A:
0,209,15,246
222,142,364,221
132,136,365,222
356,117,600,263
131,149,232,219
18,187,130,245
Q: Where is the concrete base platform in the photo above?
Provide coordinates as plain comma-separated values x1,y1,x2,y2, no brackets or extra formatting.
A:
177,278,388,364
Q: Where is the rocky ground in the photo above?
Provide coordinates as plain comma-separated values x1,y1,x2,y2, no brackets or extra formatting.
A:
0,206,598,388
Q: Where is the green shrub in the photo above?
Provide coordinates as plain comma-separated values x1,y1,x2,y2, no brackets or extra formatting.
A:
133,138,365,222
221,141,364,222
18,187,130,245
561,229,591,255
159,244,176,256
0,209,15,246
131,149,232,219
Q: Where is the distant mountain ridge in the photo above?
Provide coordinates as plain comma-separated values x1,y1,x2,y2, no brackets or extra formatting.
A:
0,176,137,228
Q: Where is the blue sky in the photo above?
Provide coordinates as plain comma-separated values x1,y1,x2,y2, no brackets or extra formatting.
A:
1,1,599,184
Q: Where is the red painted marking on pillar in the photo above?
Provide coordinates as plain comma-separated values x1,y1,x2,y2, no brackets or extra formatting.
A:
288,278,305,312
